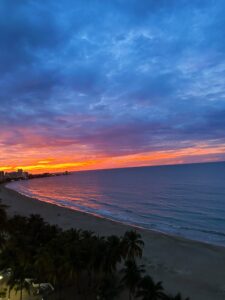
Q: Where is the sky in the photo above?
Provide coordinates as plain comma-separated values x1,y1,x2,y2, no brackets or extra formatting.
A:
0,0,225,173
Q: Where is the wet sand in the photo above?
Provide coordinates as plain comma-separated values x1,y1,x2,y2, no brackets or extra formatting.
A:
0,184,225,300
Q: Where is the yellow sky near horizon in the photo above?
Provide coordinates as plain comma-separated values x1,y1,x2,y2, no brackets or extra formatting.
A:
1,143,225,174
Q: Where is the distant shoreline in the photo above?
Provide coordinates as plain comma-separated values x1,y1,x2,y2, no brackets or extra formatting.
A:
5,180,225,249
5,163,225,248
1,184,225,300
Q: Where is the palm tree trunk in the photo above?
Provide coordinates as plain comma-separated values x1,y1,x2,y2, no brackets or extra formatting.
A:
20,287,22,300
58,287,62,300
129,290,132,300
87,269,92,288
77,273,81,294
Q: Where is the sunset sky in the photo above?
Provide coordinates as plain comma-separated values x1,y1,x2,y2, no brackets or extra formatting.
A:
1,0,225,173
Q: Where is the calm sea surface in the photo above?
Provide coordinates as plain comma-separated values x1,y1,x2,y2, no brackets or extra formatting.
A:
7,162,225,246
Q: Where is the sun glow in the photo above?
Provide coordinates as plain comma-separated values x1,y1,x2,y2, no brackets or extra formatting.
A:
1,143,224,174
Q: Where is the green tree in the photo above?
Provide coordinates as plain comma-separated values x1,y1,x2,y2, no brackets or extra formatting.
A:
0,199,8,226
122,230,144,261
136,275,165,300
0,199,8,249
6,267,31,300
62,239,84,294
0,287,7,299
103,235,123,274
98,273,123,300
121,260,145,300
163,293,190,300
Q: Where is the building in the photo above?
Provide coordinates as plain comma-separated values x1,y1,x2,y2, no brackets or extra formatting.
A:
5,169,29,180
17,169,23,176
0,171,5,182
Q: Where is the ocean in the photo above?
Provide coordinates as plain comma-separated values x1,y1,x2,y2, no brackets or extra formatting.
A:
7,162,225,246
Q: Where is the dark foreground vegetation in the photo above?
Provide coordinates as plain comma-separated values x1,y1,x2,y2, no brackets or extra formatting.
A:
0,200,189,300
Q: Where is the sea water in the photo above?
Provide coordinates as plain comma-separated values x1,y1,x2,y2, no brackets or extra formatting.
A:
8,162,225,246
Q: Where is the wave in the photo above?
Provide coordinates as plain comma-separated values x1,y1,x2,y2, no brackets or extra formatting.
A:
176,226,225,238
6,163,225,247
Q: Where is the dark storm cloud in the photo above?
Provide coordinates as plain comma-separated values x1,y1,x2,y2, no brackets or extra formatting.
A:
0,0,225,158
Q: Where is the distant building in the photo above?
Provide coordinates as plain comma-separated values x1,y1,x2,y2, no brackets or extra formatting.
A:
23,172,29,179
17,169,23,176
5,169,29,180
0,171,4,182
5,172,18,179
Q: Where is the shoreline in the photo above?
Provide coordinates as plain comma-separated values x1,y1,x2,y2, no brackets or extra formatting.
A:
1,185,225,299
5,183,225,250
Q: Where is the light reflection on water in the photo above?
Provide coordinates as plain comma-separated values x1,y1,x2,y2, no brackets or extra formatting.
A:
8,162,225,246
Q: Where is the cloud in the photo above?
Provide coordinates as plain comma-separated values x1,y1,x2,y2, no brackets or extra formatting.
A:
0,0,225,171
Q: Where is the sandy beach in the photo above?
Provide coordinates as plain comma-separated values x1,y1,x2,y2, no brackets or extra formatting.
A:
0,184,225,300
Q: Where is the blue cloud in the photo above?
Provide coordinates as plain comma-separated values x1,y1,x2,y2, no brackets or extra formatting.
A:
0,0,225,158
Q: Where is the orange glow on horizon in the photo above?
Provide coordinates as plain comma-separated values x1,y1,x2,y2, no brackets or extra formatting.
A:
1,142,225,174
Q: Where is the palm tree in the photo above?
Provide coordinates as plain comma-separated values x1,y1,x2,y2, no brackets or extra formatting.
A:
34,247,52,284
0,199,8,225
103,235,123,274
63,228,82,242
7,215,28,237
39,241,65,292
62,241,84,294
122,230,144,261
81,230,95,240
0,209,192,300
0,231,33,299
0,199,8,249
98,273,123,300
27,214,46,241
163,293,190,300
136,275,165,300
121,260,145,300
0,288,7,299
6,266,31,300
14,278,31,300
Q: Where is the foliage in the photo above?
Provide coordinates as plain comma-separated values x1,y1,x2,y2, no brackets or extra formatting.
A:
0,200,190,300
136,275,165,300
121,260,145,300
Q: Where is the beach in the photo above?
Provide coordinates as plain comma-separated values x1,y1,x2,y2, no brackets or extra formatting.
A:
1,185,225,300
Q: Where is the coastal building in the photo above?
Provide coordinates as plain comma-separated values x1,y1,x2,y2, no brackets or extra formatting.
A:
17,169,23,176
0,171,4,182
5,169,29,180
5,172,18,179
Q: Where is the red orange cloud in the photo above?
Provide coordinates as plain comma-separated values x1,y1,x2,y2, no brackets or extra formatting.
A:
1,142,225,174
